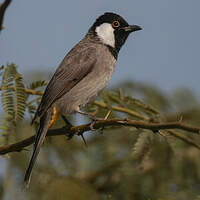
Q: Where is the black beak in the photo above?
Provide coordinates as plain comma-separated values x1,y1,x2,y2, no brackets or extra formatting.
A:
123,25,142,33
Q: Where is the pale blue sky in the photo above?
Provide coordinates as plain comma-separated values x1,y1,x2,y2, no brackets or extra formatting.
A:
1,0,200,93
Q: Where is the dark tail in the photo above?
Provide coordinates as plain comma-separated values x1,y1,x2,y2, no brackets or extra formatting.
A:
24,112,51,188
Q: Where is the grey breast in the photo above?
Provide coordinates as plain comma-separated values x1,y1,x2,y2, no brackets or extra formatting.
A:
57,43,116,114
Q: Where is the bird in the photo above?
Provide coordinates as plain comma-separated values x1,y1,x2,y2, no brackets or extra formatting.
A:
24,12,142,187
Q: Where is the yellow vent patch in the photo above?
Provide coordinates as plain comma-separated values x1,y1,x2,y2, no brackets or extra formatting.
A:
49,106,59,128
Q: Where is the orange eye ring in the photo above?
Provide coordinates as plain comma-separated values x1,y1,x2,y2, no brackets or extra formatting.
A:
112,21,120,28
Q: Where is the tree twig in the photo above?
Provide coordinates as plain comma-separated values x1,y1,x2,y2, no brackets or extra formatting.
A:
0,85,149,120
93,101,149,120
0,118,200,155
0,0,12,31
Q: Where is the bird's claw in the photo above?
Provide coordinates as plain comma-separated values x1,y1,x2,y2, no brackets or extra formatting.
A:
61,115,74,140
89,117,103,130
63,125,74,140
66,132,74,140
90,121,96,130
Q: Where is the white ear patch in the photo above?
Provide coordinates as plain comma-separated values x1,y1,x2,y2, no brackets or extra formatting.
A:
95,23,115,47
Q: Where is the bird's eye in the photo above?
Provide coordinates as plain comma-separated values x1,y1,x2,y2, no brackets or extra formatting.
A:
112,21,120,28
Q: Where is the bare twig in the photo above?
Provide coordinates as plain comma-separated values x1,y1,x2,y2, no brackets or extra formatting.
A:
0,85,149,120
93,101,149,120
0,0,12,31
0,118,200,155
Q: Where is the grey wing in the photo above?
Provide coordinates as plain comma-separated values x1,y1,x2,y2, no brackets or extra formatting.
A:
34,46,97,120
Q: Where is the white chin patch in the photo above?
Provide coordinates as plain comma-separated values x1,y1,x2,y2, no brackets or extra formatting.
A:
95,23,115,48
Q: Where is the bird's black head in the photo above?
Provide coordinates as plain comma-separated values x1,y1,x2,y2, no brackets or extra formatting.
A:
89,12,142,58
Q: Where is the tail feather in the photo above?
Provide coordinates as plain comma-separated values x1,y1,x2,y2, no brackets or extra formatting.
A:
24,112,51,188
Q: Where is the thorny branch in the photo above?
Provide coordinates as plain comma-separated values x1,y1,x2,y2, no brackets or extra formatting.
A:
0,118,200,155
0,85,200,155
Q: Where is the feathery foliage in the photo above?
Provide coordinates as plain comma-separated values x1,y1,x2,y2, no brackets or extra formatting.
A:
132,131,153,161
0,64,47,136
0,64,26,136
29,80,48,90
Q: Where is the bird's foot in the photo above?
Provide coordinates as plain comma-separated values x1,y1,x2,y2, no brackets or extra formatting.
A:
89,116,104,130
76,110,103,130
66,131,74,140
77,110,102,120
61,115,74,140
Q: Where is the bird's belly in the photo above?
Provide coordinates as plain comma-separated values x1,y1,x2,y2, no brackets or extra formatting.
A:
56,62,115,114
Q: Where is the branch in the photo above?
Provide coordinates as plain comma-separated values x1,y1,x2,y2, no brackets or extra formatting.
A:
0,86,44,96
0,0,12,32
93,101,149,120
0,85,149,120
0,118,200,155
24,89,149,120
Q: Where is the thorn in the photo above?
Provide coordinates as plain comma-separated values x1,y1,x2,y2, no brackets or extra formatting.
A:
99,111,111,135
80,134,87,147
179,115,183,123
104,110,111,120
77,129,87,147
100,127,104,135
158,130,166,137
